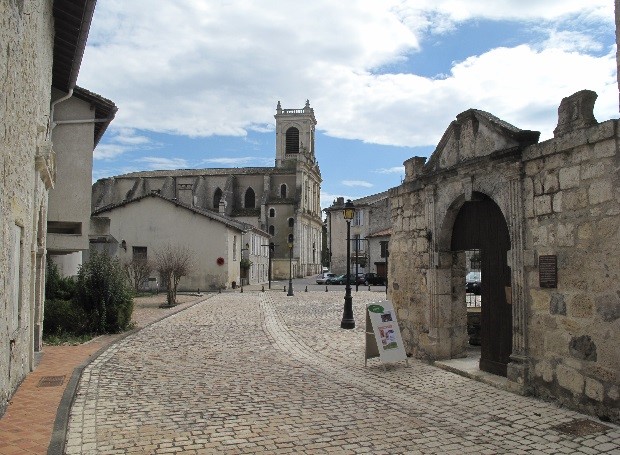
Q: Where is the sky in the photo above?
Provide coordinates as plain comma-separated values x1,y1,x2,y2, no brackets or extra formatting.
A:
79,1,618,211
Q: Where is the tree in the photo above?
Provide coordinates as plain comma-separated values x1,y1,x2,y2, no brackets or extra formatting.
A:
154,244,194,306
123,256,153,293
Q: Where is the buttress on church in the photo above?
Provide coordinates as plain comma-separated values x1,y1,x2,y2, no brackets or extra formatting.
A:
91,101,323,290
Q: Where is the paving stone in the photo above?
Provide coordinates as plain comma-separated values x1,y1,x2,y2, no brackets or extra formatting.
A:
62,291,620,454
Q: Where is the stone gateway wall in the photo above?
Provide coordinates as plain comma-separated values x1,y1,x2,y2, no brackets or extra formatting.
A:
522,92,619,422
389,91,619,423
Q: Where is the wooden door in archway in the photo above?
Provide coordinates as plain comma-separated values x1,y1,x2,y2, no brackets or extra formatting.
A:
451,194,512,376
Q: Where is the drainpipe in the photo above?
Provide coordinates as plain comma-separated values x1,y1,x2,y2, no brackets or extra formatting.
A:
48,89,73,138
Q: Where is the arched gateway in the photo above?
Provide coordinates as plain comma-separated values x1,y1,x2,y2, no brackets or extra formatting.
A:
450,193,512,376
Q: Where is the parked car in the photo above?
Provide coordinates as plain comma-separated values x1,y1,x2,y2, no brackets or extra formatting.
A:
466,271,481,295
363,273,386,286
316,272,336,284
332,274,364,285
326,274,345,285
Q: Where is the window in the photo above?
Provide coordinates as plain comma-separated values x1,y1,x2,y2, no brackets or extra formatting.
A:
353,210,364,226
213,188,222,210
269,208,275,217
380,241,389,258
280,184,287,198
288,217,294,228
269,225,275,236
245,187,256,209
285,127,299,153
47,221,82,235
132,246,147,261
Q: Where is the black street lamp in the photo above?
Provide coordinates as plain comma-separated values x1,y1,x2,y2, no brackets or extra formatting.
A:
341,199,356,329
287,234,294,296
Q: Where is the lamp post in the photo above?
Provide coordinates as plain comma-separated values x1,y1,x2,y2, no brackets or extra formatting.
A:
287,234,294,296
240,242,249,291
341,199,355,329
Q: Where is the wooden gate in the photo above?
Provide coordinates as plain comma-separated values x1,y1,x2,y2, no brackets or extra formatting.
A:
451,195,512,376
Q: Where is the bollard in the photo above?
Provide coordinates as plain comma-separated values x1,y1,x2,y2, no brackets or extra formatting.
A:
262,285,265,292
325,286,328,292
197,288,200,294
368,286,371,291
218,288,221,294
305,286,308,292
240,286,243,293
284,286,286,292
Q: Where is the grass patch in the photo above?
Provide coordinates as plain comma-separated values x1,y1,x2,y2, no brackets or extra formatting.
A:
43,332,96,346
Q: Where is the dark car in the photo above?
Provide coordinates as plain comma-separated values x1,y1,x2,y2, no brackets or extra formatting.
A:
364,273,386,286
331,274,363,285
466,271,481,295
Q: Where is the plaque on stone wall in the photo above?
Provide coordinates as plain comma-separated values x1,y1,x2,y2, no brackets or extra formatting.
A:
539,255,557,288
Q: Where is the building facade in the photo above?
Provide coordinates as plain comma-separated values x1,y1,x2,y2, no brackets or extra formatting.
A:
389,91,619,423
0,0,98,413
325,193,391,278
47,87,116,276
91,193,269,291
92,101,323,280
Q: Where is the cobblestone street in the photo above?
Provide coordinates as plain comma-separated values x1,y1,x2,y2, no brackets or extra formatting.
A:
64,291,620,454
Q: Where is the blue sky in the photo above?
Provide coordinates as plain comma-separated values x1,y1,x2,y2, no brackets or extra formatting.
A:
79,1,617,210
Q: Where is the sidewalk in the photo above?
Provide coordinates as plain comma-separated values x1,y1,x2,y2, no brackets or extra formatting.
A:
0,293,208,455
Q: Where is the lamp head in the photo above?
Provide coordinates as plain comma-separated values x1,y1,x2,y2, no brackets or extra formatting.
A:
343,199,355,221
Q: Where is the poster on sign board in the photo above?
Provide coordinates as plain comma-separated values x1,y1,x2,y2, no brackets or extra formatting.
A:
365,301,408,366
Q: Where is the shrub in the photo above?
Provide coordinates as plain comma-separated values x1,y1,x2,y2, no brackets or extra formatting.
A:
45,260,76,301
75,251,134,334
43,298,87,336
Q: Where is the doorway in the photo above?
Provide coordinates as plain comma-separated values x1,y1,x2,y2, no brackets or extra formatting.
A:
451,193,512,377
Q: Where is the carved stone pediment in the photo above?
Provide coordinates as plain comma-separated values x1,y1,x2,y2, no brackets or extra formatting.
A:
424,109,540,174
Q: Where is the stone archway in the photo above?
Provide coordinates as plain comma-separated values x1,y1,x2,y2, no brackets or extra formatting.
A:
449,193,512,376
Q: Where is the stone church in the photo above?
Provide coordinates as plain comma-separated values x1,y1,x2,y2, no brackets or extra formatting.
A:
92,101,323,280
388,90,619,423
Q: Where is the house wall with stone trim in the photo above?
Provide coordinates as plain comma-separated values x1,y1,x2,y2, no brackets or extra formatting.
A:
0,0,55,412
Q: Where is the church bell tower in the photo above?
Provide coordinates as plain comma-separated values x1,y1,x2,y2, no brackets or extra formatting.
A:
274,100,317,168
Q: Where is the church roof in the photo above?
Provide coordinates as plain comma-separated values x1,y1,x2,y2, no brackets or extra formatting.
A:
116,167,293,179
92,192,251,232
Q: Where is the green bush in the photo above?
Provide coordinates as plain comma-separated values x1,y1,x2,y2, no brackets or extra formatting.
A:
45,260,76,301
75,251,134,334
43,298,87,336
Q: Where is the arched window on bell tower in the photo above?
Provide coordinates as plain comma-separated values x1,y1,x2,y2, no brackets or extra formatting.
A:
245,187,256,209
280,184,287,198
285,127,299,153
213,188,222,210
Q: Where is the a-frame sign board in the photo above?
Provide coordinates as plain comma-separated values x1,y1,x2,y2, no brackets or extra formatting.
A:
365,300,409,368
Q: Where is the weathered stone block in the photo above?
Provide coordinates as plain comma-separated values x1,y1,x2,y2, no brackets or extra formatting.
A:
563,189,588,210
586,119,616,144
552,192,562,212
569,335,597,361
534,195,552,216
585,377,604,401
559,166,580,189
595,294,620,322
588,180,613,205
550,293,566,315
577,222,593,240
580,161,608,180
530,288,551,313
569,294,594,318
534,359,554,382
556,364,585,395
556,223,574,246
544,173,559,193
596,216,619,240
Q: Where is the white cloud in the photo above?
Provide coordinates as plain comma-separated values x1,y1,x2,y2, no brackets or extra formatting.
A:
342,180,374,188
375,166,405,175
136,156,189,170
93,143,128,160
200,157,273,167
81,1,616,154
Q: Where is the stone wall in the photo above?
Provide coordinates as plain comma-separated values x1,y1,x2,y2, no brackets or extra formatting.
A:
0,0,54,413
522,93,620,421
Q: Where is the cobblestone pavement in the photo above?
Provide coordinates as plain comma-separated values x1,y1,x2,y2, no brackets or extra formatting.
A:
65,291,620,454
